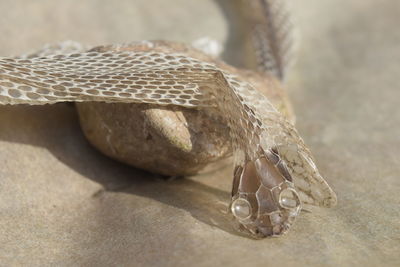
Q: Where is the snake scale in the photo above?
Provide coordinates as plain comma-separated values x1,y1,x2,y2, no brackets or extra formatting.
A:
0,0,336,238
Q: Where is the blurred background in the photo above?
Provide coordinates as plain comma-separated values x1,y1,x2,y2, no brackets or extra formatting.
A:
0,0,399,266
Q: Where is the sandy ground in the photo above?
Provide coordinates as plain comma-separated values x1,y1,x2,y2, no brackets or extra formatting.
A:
0,0,399,266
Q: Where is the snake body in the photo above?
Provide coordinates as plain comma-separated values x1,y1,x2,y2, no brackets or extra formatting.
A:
0,0,336,238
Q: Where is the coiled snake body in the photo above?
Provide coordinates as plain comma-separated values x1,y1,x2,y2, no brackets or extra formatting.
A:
0,0,336,238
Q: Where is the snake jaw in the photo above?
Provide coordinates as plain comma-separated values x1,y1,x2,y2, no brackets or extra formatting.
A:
230,148,302,238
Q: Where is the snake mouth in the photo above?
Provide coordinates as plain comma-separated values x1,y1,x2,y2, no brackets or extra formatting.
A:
233,209,295,238
245,222,291,238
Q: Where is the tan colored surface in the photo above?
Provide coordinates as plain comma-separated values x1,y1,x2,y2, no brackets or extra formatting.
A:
0,0,399,266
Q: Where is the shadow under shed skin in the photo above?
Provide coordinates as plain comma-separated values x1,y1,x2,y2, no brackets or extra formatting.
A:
0,104,235,230
0,0,399,266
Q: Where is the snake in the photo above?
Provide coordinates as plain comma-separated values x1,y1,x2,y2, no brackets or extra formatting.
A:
0,0,336,238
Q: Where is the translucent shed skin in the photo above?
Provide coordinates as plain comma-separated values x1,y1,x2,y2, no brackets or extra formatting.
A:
0,0,337,238
231,148,301,237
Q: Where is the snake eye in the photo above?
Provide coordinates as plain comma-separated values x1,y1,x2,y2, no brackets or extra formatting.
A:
279,188,301,210
231,198,252,220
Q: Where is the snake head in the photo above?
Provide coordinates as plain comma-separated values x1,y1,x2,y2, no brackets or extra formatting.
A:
230,148,301,238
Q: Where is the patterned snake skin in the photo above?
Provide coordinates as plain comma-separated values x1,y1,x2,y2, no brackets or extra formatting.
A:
0,0,336,238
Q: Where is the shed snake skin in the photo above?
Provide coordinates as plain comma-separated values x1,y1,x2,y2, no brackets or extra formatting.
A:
0,0,336,238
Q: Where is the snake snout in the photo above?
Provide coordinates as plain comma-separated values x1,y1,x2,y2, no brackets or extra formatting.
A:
230,148,302,238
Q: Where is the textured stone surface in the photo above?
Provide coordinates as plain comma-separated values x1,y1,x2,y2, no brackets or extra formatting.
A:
0,0,399,266
77,102,231,176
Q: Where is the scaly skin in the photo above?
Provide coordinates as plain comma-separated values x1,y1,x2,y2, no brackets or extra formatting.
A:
0,0,336,238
